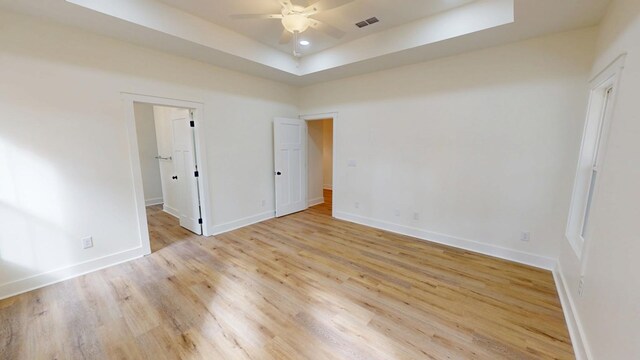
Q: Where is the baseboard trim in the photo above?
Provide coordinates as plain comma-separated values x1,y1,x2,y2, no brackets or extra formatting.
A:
553,263,592,360
323,184,333,190
210,211,275,236
145,197,163,206
308,197,325,207
0,246,146,301
334,211,556,270
163,205,179,218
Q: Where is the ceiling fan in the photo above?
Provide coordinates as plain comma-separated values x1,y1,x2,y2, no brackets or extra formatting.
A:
231,0,354,56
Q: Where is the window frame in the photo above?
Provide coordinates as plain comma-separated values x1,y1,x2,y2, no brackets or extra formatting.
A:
566,54,625,258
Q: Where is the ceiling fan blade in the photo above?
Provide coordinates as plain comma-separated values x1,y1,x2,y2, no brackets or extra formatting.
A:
230,14,283,20
279,30,293,44
278,0,294,11
309,19,345,39
303,0,354,15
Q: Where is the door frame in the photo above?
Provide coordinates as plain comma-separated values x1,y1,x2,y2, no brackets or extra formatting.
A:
299,112,338,218
122,92,211,255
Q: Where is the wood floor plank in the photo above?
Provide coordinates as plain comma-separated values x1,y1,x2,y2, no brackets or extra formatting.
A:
0,190,574,359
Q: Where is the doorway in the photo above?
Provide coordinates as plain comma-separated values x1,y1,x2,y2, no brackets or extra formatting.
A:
273,113,336,218
306,118,333,215
124,94,210,255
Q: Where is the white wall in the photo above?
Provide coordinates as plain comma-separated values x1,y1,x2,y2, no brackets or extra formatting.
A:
0,10,298,299
133,103,163,205
300,28,596,267
558,0,640,358
307,121,325,205
322,119,333,190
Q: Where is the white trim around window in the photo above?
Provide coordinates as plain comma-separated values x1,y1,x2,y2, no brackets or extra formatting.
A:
565,54,626,259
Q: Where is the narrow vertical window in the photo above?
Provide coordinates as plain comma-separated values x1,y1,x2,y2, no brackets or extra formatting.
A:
579,88,612,238
566,54,624,258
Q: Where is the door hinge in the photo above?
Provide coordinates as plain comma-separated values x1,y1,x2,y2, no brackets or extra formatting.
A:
190,120,195,127
194,171,199,177
198,218,203,224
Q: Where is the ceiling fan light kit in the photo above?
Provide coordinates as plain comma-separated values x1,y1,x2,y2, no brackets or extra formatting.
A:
282,13,311,33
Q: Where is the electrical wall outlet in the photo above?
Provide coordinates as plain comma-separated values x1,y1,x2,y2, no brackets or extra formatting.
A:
354,202,360,209
261,199,266,207
394,209,401,217
82,236,93,249
578,278,585,296
347,160,357,167
413,212,420,221
520,232,531,242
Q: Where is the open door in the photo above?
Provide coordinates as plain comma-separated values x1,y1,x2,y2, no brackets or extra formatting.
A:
274,117,308,217
171,108,203,234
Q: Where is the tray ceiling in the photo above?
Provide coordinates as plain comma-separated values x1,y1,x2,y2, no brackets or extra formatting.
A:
0,0,611,85
156,0,476,56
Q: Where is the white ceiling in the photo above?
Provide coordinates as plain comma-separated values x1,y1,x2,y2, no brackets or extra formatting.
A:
156,0,476,56
0,0,611,85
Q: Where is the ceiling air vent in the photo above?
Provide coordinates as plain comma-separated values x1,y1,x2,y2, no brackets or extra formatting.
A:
366,17,379,25
355,17,380,28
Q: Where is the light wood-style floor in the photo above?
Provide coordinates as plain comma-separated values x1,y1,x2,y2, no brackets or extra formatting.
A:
0,190,574,359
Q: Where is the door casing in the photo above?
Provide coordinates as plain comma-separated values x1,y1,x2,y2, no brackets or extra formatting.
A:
123,93,211,255
299,112,338,218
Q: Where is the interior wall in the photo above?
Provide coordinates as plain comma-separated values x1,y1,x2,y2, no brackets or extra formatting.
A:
0,10,298,298
300,28,596,266
152,105,180,217
133,103,163,205
322,119,333,190
307,120,325,205
558,0,640,358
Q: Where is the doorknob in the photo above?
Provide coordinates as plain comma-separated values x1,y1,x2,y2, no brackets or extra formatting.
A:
172,176,178,180
276,171,282,176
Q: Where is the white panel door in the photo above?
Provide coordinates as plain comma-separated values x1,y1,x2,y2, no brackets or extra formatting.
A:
274,118,308,217
171,108,202,234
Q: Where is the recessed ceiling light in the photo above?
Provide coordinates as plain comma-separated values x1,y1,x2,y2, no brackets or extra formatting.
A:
299,40,310,46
